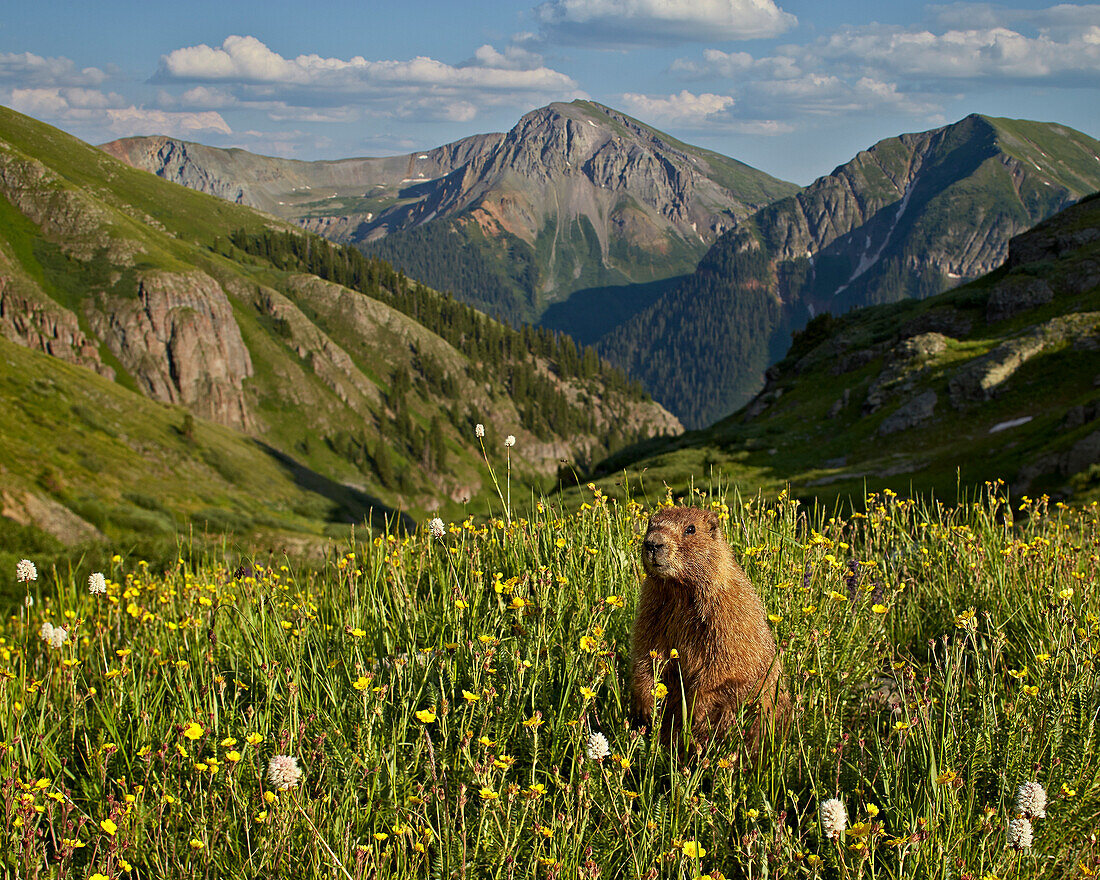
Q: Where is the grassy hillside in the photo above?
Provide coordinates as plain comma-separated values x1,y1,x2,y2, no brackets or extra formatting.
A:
0,335,400,579
3,486,1099,878
0,105,680,557
588,190,1100,507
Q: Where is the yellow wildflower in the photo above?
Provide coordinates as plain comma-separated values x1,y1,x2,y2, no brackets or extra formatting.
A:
182,722,204,740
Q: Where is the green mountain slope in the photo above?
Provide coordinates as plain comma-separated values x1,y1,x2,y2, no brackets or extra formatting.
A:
588,190,1100,505
102,100,798,324
598,114,1100,427
0,104,681,549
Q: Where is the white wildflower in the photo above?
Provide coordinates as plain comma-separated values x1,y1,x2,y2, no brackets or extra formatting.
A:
428,517,446,539
475,423,485,438
266,754,302,790
1015,781,1047,819
88,572,107,595
1008,816,1033,850
504,435,516,448
585,731,610,761
821,798,847,839
24,595,33,608
39,621,67,649
17,559,37,583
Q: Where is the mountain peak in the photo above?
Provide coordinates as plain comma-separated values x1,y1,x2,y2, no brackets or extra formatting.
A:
102,102,798,323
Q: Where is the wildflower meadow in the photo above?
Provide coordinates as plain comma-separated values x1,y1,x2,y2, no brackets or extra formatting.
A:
3,482,1100,879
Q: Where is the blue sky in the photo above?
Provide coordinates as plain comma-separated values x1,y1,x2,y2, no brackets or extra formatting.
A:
2,0,1098,183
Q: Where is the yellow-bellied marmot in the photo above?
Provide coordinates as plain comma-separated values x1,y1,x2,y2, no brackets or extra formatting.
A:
631,506,790,754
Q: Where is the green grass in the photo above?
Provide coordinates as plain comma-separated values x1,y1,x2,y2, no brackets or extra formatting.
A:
3,483,1099,878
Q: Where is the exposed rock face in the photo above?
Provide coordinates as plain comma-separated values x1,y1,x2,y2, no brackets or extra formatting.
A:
1017,430,1100,491
1,489,105,544
878,391,937,435
102,101,797,319
986,278,1053,324
597,114,1100,428
949,313,1100,407
864,333,950,413
0,275,113,378
88,272,254,429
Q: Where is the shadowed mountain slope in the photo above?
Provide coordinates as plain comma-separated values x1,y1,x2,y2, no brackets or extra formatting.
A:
597,114,1100,427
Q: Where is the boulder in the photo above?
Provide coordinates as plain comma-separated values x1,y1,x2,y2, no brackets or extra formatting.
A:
878,391,937,435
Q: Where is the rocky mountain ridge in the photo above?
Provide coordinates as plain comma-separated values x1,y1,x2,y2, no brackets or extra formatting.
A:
589,190,1100,505
596,114,1100,427
101,100,798,322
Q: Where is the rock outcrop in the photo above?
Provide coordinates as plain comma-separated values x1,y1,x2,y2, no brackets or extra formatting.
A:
0,273,113,378
87,271,254,430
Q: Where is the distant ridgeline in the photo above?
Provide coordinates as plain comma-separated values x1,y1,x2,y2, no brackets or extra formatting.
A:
219,228,651,444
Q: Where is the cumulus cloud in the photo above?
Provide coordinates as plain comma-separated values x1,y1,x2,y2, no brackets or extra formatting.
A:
156,34,578,94
669,7,1100,127
811,23,1100,84
618,89,793,134
467,43,547,71
151,35,583,125
747,74,941,117
0,51,107,87
533,0,796,46
619,90,734,124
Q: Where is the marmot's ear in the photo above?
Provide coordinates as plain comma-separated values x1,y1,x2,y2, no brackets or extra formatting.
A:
704,509,719,531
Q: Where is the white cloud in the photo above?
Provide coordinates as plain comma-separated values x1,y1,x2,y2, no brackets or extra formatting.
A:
103,107,232,137
669,8,1100,127
672,48,800,79
152,35,584,126
811,23,1100,83
9,87,124,116
7,87,231,138
619,90,734,124
468,43,546,71
0,51,107,87
157,35,578,94
618,89,793,135
747,74,941,116
534,0,796,45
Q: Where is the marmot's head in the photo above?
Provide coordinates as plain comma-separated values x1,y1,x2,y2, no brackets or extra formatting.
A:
641,506,726,583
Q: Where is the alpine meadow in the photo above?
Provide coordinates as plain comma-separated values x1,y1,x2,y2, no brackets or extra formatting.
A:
3,1,1100,878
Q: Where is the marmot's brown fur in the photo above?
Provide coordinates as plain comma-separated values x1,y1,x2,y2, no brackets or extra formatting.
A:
631,506,790,754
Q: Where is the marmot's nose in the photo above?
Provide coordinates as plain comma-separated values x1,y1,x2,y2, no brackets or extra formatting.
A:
643,538,664,554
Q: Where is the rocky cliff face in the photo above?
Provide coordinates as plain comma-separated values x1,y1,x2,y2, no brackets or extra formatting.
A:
0,262,113,378
87,271,254,430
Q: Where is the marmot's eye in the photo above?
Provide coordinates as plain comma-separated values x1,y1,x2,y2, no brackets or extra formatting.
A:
685,524,695,535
